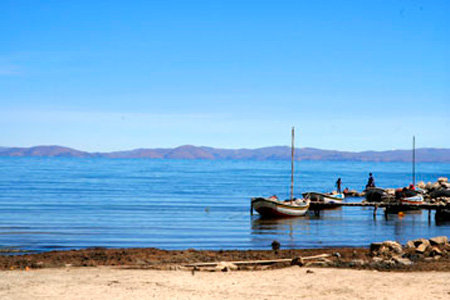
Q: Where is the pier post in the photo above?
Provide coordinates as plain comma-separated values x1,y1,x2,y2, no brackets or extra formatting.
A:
314,209,320,217
428,209,431,225
250,201,253,216
373,205,378,219
384,208,388,221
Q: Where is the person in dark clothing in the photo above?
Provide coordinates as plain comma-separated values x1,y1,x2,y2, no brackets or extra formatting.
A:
366,173,375,189
336,178,342,193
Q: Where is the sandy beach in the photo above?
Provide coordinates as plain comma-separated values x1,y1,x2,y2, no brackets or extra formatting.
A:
1,266,449,300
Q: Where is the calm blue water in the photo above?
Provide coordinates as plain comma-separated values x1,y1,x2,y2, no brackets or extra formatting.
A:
0,157,449,253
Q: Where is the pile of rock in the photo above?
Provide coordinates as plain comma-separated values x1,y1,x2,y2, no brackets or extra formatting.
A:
417,177,450,203
370,236,449,267
404,236,449,260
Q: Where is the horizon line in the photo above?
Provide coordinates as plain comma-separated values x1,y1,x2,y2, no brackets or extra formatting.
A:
1,144,450,154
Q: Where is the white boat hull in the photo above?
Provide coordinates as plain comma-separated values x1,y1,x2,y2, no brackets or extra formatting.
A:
400,194,424,205
251,197,309,218
303,192,345,204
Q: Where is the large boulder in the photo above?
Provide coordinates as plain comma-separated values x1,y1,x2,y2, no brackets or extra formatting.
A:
429,236,448,246
382,241,403,254
417,181,426,189
371,241,403,257
429,247,443,257
432,182,441,190
416,241,431,254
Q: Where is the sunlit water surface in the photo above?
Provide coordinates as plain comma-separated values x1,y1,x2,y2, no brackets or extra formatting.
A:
0,158,449,253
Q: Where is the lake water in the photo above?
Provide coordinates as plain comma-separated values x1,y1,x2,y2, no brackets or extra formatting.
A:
0,157,449,253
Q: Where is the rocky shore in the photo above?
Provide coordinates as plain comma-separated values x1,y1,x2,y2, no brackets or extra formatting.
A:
1,236,449,273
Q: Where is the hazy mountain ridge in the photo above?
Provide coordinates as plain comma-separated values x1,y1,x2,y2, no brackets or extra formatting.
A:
0,145,449,162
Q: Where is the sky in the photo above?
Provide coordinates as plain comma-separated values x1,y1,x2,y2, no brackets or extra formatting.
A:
1,0,449,152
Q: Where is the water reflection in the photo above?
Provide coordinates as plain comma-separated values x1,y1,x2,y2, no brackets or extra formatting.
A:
251,217,311,235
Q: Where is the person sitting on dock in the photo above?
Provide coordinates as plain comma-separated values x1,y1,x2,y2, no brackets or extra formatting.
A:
336,178,342,193
366,173,375,189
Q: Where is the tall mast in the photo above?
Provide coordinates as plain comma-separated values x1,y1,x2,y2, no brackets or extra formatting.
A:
412,135,415,186
290,127,295,201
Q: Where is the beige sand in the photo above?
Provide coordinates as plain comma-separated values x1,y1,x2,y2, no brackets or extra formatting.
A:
0,267,449,299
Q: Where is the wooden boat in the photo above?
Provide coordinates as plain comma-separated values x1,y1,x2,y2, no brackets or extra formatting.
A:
302,192,345,203
251,127,309,218
400,194,424,205
385,190,425,214
251,196,309,218
302,192,344,209
364,187,390,202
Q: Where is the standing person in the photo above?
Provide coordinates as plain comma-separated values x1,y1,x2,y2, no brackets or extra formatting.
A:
336,178,342,193
366,173,375,189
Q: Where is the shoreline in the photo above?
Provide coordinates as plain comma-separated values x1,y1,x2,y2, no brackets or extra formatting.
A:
1,246,449,272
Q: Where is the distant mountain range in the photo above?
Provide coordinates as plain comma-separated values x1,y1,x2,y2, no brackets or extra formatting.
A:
1,145,449,162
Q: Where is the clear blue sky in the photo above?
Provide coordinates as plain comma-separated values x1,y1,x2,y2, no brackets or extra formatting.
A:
1,0,449,151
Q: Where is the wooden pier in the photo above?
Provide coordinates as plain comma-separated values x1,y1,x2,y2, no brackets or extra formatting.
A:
312,201,450,209
309,201,450,221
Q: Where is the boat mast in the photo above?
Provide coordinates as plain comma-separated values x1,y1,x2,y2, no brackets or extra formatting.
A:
290,127,295,201
412,135,415,186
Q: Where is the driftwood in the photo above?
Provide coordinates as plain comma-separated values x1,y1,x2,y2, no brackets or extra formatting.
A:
184,253,331,267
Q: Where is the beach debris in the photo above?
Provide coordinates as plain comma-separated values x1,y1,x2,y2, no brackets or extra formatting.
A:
215,262,238,272
290,256,304,266
306,269,314,274
184,254,332,270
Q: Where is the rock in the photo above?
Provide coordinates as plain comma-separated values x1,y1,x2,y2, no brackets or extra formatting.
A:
291,256,304,266
438,177,448,183
306,269,314,274
441,182,450,189
430,246,443,257
382,241,403,254
349,259,365,267
412,238,430,247
417,181,426,189
405,240,416,249
372,257,384,263
271,240,280,251
429,236,448,246
333,252,341,259
425,182,432,190
215,262,238,272
416,242,430,254
432,182,441,190
393,256,413,266
370,242,383,253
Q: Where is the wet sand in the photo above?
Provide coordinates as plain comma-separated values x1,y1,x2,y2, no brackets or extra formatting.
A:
1,266,449,299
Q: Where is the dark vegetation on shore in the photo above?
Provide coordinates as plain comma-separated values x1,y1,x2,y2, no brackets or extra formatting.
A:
1,237,449,273
1,145,450,162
